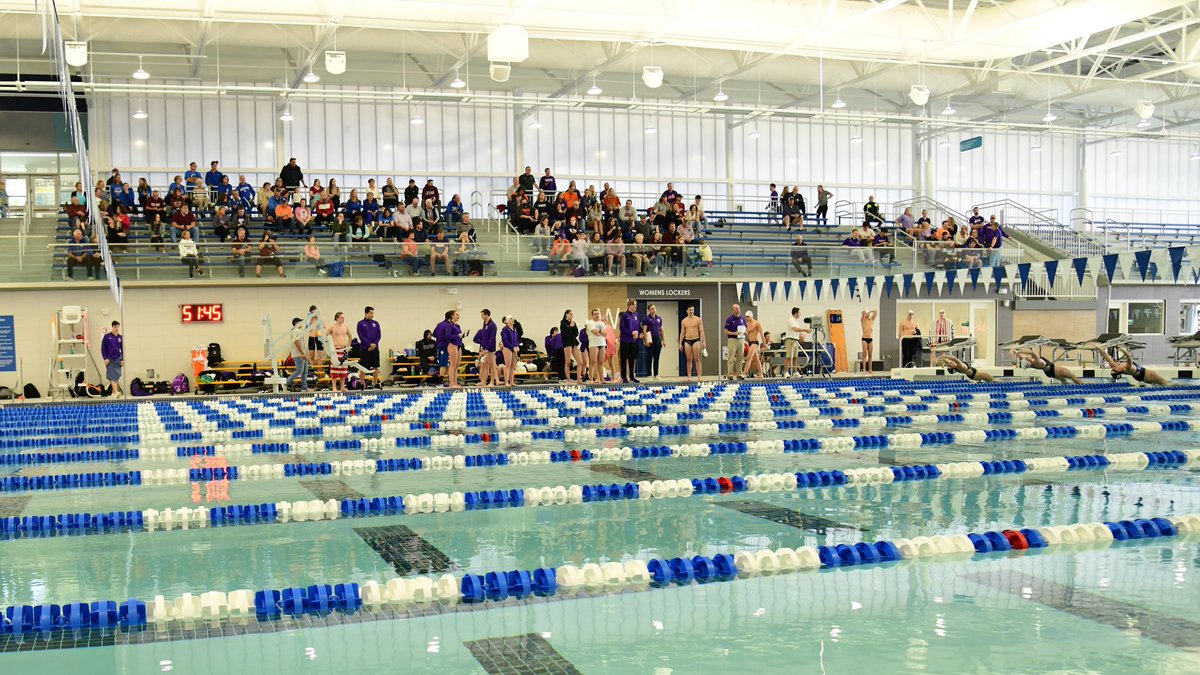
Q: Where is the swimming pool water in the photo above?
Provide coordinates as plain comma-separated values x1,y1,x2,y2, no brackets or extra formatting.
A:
1,380,1198,674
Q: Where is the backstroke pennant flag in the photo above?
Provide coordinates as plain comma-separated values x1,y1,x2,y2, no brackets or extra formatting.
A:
1168,247,1186,282
924,271,936,294
1133,250,1152,281
797,280,807,299
768,281,778,301
814,279,824,299
1072,256,1088,285
829,278,840,299
968,266,981,290
847,277,858,299
1043,259,1058,287
992,265,1007,289
864,276,877,298
754,282,764,303
901,273,914,297
1102,253,1119,282
943,269,957,295
782,280,793,300
1016,262,1032,289
883,275,895,297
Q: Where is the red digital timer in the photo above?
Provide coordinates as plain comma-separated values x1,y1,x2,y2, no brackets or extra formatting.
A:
181,304,224,323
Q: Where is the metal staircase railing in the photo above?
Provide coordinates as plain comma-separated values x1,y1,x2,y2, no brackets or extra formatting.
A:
973,199,1107,258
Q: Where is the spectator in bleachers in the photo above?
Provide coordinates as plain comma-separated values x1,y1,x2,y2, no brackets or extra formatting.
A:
650,195,671,229
119,184,137,214
768,184,780,224
171,204,199,243
392,202,413,239
979,217,1007,266
403,196,421,228
412,220,428,244
634,213,653,243
562,181,581,219
396,233,423,276
308,179,325,207
314,193,335,227
603,217,621,244
212,206,231,242
178,229,201,278
230,227,253,277
872,228,895,265
343,189,362,222
65,197,88,232
585,200,603,235
661,182,681,204
136,178,150,210
232,206,250,230
204,161,223,198
147,213,166,252
791,235,812,276
586,231,606,275
533,190,550,219
968,206,984,231
362,192,381,224
896,207,914,233
455,231,480,276
677,216,694,245
185,163,208,208
863,195,883,227
695,238,713,274
841,228,865,262
602,185,620,217
422,198,442,234
422,179,441,208
105,214,129,250
105,168,122,193
959,229,983,268
581,185,599,214
461,214,477,243
429,230,452,276
65,229,102,280
350,215,372,246
256,230,285,278
274,199,295,234
331,213,349,244
953,223,970,248
606,233,626,276
916,209,931,230
235,176,255,213
328,179,341,210
305,235,331,277
366,179,378,201
781,187,802,232
444,194,464,224
548,232,571,274
70,181,87,205
791,185,806,220
647,230,667,276
618,199,637,231
381,178,399,209
506,177,521,201
692,195,707,226
280,158,305,193
539,168,557,200
629,233,649,276
815,185,832,225
532,216,552,254
375,207,395,240
551,196,567,223
404,179,420,206
518,166,536,195
570,231,590,273
93,180,108,212
215,176,233,206
255,182,272,216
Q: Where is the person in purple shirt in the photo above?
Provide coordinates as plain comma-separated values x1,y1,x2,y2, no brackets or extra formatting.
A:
641,304,664,382
356,306,382,382
501,315,521,386
101,320,123,397
539,168,557,200
474,309,499,387
433,309,465,388
545,327,564,380
617,299,641,384
724,305,746,379
979,217,1008,267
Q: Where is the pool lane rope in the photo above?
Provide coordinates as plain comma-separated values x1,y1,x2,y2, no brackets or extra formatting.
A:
3,449,1196,539
2,512,1198,637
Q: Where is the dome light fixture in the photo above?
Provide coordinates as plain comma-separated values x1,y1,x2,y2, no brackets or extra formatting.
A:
1030,143,1042,153
850,132,863,144
528,119,543,129
410,114,424,126
586,78,602,96
1136,118,1152,129
1109,147,1123,158
831,97,846,109
132,56,150,80
1190,147,1200,161
713,89,729,102
450,70,466,89
940,101,956,116
132,108,148,120
279,108,294,122
644,123,658,135
748,128,762,139
1042,111,1057,123
302,69,320,84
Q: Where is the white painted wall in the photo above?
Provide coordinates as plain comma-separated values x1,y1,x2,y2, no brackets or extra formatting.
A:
97,85,1200,225
0,283,587,389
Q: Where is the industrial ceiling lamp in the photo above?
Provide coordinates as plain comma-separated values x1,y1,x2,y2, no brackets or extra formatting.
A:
1030,141,1042,153
940,98,956,116
302,69,320,84
748,127,762,139
850,129,864,144
831,93,846,109
1109,146,1123,158
528,119,542,129
586,77,602,96
713,89,729,102
279,107,294,122
409,113,424,126
1136,118,1152,129
644,121,658,135
132,56,150,80
450,69,466,89
132,105,148,120
938,137,951,148
324,50,347,75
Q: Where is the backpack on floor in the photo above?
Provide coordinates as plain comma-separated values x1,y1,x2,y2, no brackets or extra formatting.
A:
130,377,151,397
151,380,173,395
171,373,190,395
327,262,345,278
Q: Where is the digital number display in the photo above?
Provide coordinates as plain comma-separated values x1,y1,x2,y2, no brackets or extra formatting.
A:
181,304,224,323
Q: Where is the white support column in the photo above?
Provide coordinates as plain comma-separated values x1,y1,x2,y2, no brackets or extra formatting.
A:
723,114,735,210
923,138,937,203
1075,136,1089,231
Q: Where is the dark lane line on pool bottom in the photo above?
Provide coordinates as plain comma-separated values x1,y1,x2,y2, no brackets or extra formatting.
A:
354,524,459,576
464,632,583,675
718,500,863,535
965,571,1200,650
298,479,366,502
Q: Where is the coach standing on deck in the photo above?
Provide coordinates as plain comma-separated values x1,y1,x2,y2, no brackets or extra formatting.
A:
356,306,381,384
618,300,641,384
101,321,123,397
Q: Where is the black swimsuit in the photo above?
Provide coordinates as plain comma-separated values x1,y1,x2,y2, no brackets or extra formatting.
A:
1130,364,1147,382
966,366,978,379
1041,359,1056,378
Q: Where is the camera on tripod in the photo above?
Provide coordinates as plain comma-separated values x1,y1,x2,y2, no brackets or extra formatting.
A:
804,315,825,330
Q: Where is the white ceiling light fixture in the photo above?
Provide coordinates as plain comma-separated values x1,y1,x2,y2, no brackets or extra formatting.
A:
642,65,664,89
528,119,542,129
132,56,150,80
132,107,148,120
908,85,930,107
450,69,466,89
1030,142,1042,153
1109,146,1123,158
831,96,846,109
850,131,863,144
1042,109,1057,123
644,122,658,135
410,114,424,126
64,41,88,67
1136,118,1152,129
748,128,762,139
1135,100,1155,120
586,78,602,96
713,89,729,102
279,107,294,122
302,69,320,84
324,50,346,75
940,99,956,116
938,137,951,148
1190,147,1200,161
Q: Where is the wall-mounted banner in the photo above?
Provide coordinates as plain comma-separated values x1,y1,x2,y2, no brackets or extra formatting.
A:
633,287,697,299
0,316,15,373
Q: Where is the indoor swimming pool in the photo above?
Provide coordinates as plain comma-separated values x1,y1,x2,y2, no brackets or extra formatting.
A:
1,380,1198,674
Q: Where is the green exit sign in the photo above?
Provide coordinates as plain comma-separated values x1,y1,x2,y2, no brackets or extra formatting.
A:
960,136,983,152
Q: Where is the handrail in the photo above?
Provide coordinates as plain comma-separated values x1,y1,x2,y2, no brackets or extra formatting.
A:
972,198,1107,258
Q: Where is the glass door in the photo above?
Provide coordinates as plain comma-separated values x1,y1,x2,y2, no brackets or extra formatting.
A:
2,177,27,218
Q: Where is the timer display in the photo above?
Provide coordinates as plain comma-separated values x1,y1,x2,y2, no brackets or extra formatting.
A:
181,304,224,323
